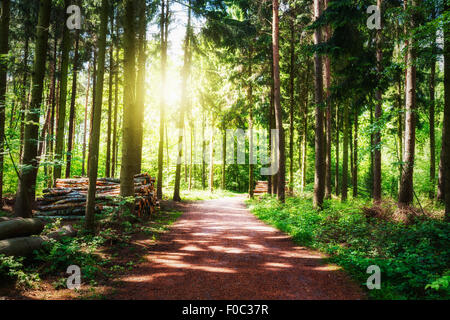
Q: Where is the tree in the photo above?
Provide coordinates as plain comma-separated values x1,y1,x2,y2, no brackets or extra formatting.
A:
105,12,114,178
273,0,285,202
399,0,420,206
157,0,169,199
443,0,450,221
0,0,11,207
65,29,80,178
373,0,383,203
120,0,137,198
135,0,147,174
14,0,51,217
313,0,325,208
54,0,72,183
324,0,332,199
85,0,109,230
174,2,192,201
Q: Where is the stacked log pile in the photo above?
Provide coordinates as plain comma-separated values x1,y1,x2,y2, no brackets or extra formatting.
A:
36,174,158,218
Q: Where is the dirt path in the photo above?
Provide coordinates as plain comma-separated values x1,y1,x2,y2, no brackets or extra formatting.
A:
111,196,364,300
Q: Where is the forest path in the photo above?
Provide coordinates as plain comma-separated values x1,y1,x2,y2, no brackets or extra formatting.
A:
111,196,364,300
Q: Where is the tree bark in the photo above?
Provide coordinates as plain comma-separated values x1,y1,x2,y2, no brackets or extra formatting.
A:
0,0,11,207
353,109,358,197
373,0,383,203
342,103,349,201
289,22,295,193
324,0,332,199
14,0,51,218
313,0,325,208
54,0,72,183
105,14,114,178
335,104,339,195
248,46,255,198
82,63,91,177
443,0,450,221
65,30,80,178
135,0,147,175
174,3,192,201
85,0,109,230
157,0,168,199
429,9,436,199
399,0,419,206
120,0,137,199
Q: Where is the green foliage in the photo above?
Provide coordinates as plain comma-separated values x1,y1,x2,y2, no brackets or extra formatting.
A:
0,254,40,289
248,195,450,300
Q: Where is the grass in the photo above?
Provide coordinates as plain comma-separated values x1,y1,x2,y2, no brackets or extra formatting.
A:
247,194,450,300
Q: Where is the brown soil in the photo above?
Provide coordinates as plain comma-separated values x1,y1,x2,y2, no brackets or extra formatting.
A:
110,196,365,300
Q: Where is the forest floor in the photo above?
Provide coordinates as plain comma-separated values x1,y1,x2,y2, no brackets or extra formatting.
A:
1,195,365,300
107,196,364,300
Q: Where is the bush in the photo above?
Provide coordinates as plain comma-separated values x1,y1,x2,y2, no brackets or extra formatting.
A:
247,195,450,300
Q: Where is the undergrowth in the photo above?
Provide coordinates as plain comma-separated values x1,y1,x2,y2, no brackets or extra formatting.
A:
247,195,450,300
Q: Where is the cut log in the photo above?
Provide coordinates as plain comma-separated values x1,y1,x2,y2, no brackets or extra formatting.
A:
0,218,46,241
0,226,77,257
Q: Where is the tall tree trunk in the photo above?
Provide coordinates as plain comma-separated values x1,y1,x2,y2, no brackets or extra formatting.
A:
174,3,191,201
14,0,51,218
288,23,295,193
429,9,436,199
85,0,109,230
201,106,206,190
373,0,383,203
135,0,147,174
324,0,332,199
105,14,114,178
353,109,358,197
209,116,215,193
19,36,29,159
300,71,309,194
54,0,72,183
82,63,91,177
112,19,119,178
47,35,58,187
157,0,168,199
120,0,137,198
221,126,226,190
313,0,325,208
342,103,349,201
443,0,450,221
335,104,339,195
273,0,285,202
0,0,11,207
65,30,80,178
248,46,255,198
399,0,419,206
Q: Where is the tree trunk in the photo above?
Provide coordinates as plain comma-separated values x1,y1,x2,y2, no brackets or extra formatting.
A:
120,0,138,199
54,0,72,183
289,23,295,193
0,0,11,207
342,103,349,201
373,0,383,203
313,0,325,208
324,0,332,199
399,0,419,206
443,0,450,221
202,107,206,190
335,104,339,195
82,63,91,177
135,0,147,174
14,0,51,218
353,109,358,197
429,11,436,199
273,0,285,202
0,218,45,240
174,3,191,202
105,14,114,178
112,19,119,178
65,30,80,178
85,0,109,230
248,46,255,198
157,0,168,199
209,117,215,193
